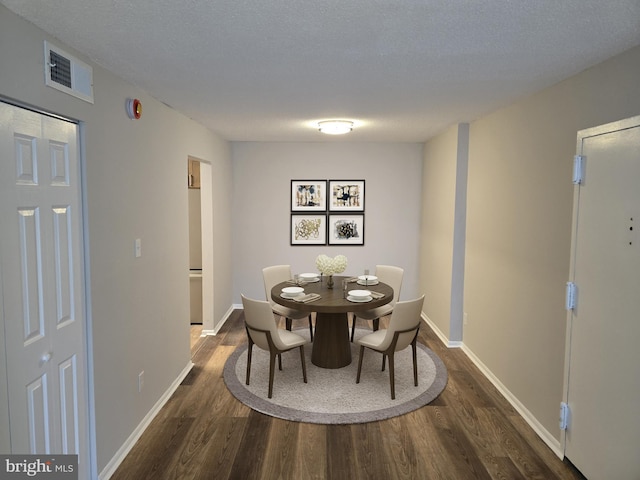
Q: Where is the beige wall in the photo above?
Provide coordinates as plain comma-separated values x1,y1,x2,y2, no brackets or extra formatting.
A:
451,45,639,448
0,5,233,475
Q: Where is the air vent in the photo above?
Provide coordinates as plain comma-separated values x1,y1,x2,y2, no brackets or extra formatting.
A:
44,41,94,104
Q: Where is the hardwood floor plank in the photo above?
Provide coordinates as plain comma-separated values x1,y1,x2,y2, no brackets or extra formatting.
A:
292,423,327,479
228,411,272,479
326,425,357,479
260,418,300,479
350,422,393,480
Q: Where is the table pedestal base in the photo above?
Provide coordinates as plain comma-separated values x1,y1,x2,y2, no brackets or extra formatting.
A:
311,312,351,368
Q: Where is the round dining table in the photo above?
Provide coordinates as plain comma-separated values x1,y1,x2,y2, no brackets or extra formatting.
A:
271,275,393,368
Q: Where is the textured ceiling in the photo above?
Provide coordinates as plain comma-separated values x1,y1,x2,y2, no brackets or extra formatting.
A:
2,1,639,142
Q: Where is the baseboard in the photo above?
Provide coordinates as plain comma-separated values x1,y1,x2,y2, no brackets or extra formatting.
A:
421,312,463,348
460,344,563,459
99,361,194,479
202,304,237,336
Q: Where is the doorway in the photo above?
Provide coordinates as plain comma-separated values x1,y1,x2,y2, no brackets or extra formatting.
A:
563,115,640,479
187,157,214,337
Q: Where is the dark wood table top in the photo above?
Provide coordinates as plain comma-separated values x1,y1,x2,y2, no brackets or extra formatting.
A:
271,275,393,313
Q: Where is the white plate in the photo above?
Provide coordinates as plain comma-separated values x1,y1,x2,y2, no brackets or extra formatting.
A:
282,286,304,296
357,279,379,286
281,292,303,299
358,275,378,282
348,289,372,298
348,295,372,303
299,273,320,279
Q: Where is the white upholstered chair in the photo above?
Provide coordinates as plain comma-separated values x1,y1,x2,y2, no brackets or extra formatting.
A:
241,295,310,398
263,265,314,340
355,295,425,400
350,265,403,342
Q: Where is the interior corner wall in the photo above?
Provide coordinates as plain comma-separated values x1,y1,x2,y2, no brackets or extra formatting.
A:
420,124,468,342
230,142,423,304
464,45,640,442
0,5,233,475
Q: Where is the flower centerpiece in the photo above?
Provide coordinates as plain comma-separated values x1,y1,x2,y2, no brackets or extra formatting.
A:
315,254,348,288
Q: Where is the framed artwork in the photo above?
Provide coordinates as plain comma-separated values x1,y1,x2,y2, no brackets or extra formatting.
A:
328,214,364,245
291,180,327,211
291,214,327,245
329,180,365,211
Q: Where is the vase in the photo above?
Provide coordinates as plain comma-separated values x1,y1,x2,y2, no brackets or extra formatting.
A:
326,275,334,289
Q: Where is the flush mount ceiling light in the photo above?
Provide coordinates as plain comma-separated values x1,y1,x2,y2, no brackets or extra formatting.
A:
318,120,354,135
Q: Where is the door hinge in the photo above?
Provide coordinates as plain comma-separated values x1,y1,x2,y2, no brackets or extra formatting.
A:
566,282,577,310
573,155,584,184
559,402,570,430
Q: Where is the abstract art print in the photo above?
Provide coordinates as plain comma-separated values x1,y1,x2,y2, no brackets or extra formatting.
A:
291,214,327,245
291,180,327,211
329,180,365,211
328,214,364,245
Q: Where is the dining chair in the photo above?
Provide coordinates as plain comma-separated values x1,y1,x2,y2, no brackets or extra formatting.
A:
350,265,403,342
241,295,310,398
263,264,314,340
355,295,425,400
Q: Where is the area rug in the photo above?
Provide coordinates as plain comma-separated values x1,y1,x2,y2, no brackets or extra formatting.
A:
223,328,447,424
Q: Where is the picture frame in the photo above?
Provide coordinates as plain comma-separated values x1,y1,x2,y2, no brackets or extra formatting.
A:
328,214,364,245
329,180,365,211
291,214,327,245
291,180,327,211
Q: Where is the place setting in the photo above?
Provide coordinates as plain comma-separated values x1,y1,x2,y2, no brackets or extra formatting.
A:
280,284,321,304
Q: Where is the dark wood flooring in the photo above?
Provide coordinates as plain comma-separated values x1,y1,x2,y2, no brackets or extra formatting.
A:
111,311,586,480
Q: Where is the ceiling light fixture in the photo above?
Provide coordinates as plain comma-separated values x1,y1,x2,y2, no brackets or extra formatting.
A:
318,120,354,135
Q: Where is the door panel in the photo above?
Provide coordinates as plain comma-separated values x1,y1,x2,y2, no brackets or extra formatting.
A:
566,117,640,479
0,102,88,472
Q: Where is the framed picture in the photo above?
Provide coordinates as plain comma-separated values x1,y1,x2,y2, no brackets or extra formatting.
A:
291,214,327,245
291,180,327,211
329,180,365,211
328,214,364,245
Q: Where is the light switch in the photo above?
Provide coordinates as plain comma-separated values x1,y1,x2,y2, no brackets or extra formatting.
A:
135,238,142,258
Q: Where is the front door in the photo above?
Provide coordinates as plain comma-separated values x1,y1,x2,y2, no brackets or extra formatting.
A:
564,116,640,479
0,102,89,473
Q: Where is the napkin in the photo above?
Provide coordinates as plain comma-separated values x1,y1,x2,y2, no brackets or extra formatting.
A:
369,291,385,299
294,293,321,303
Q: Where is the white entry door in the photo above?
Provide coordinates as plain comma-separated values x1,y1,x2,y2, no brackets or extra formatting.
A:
0,102,89,471
564,116,640,479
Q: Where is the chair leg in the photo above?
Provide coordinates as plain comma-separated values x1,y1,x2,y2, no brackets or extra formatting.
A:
285,318,292,331
350,315,356,342
299,345,308,383
373,318,380,331
382,354,386,371
245,343,253,385
412,340,418,387
356,345,365,383
308,315,314,341
278,353,282,370
268,352,277,398
388,352,396,400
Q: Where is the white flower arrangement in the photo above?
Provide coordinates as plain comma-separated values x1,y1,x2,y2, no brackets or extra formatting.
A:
315,254,348,275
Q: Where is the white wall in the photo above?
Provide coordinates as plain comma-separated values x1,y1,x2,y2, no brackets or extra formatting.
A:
231,142,424,303
0,5,233,475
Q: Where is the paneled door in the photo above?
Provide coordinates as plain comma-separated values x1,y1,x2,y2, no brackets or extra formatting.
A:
564,116,640,479
0,102,89,472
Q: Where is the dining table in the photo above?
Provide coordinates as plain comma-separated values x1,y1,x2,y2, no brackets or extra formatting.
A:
271,275,393,369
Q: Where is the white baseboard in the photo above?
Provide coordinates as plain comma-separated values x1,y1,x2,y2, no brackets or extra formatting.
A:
421,313,463,348
99,361,194,479
421,312,562,459
460,344,563,459
202,305,238,336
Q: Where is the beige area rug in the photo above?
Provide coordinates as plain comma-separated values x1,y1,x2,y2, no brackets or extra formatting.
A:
223,328,447,424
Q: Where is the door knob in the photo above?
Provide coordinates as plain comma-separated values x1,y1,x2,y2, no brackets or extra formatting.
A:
39,352,53,366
